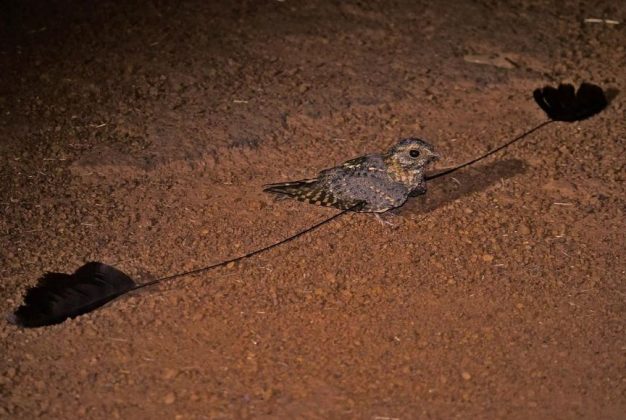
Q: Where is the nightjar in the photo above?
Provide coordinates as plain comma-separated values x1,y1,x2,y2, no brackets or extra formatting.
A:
264,138,438,213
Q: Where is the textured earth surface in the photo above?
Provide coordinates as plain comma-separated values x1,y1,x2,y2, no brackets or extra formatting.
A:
1,0,625,418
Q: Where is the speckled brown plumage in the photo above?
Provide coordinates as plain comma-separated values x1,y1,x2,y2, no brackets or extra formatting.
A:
264,138,438,213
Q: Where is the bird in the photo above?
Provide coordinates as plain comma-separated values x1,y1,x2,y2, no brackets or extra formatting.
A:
264,138,439,213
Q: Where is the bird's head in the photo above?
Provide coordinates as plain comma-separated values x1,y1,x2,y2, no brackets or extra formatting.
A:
386,138,439,171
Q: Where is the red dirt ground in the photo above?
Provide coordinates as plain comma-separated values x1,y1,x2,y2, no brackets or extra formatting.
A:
1,1,625,418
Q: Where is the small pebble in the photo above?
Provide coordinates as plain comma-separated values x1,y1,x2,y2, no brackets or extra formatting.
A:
162,368,177,380
163,392,176,405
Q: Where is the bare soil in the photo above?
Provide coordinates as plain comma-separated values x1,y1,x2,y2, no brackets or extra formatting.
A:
1,1,625,418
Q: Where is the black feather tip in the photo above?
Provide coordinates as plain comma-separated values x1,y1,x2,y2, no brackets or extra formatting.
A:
9,262,136,328
533,82,607,122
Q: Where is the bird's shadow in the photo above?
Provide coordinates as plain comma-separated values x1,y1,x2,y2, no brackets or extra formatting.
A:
397,158,527,215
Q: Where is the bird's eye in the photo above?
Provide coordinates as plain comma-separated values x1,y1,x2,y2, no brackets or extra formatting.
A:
409,149,421,158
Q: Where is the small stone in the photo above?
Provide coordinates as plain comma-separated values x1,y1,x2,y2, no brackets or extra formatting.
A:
163,392,176,405
249,200,266,211
462,371,472,380
226,261,235,269
482,254,494,262
162,368,177,380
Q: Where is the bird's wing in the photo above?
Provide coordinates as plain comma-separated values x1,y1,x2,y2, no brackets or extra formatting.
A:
263,154,382,210
320,154,385,178
264,178,361,210
340,155,369,170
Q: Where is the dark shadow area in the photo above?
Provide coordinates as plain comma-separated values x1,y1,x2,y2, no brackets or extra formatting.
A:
398,158,527,216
